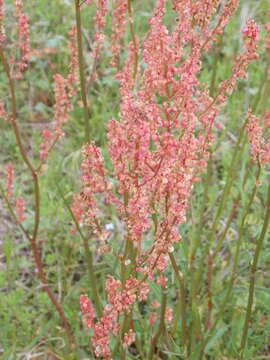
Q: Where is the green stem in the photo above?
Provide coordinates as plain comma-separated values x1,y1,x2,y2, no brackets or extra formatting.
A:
189,157,212,266
74,0,91,143
251,64,268,113
240,175,270,358
199,165,261,359
169,253,188,351
127,0,138,79
206,252,213,330
120,312,132,360
209,36,223,97
56,182,103,318
212,166,250,259
82,236,103,317
121,238,133,285
148,291,167,360
0,183,31,242
190,122,246,303
208,128,245,244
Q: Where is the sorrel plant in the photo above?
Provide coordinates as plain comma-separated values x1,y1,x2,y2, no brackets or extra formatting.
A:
1,0,270,359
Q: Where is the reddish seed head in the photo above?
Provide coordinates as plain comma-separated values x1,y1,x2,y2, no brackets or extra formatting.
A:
242,20,259,41
16,197,26,222
246,111,270,165
0,0,6,42
12,0,30,78
123,329,136,347
80,294,96,330
0,101,8,121
6,163,14,198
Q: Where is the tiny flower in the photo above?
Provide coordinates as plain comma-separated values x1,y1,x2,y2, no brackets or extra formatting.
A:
123,329,136,347
165,307,173,323
149,313,157,326
157,275,167,288
12,0,30,78
39,129,53,162
246,111,270,165
151,300,160,310
16,197,26,222
67,26,79,86
0,0,6,43
80,294,96,330
0,101,8,120
242,20,259,41
6,163,14,198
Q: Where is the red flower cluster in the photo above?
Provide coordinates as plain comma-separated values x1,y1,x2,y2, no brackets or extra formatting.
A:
39,26,80,165
247,111,270,165
0,0,5,43
81,276,148,359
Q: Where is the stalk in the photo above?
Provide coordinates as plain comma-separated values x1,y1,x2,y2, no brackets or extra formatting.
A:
206,252,213,330
74,0,91,143
209,36,223,97
189,158,212,267
56,182,103,317
190,122,246,303
240,176,270,358
0,183,31,242
169,253,188,352
0,48,76,349
148,291,167,360
199,165,261,358
189,122,246,357
251,64,269,112
200,58,270,356
212,163,250,259
127,0,138,79
73,0,105,319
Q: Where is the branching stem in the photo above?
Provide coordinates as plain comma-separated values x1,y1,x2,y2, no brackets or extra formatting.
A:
0,47,75,350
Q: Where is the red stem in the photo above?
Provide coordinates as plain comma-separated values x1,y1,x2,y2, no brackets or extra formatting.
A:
0,47,75,348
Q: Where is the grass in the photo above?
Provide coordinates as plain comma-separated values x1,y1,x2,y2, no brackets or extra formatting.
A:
1,0,270,359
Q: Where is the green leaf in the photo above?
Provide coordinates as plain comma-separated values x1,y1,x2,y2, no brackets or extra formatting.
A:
205,324,230,353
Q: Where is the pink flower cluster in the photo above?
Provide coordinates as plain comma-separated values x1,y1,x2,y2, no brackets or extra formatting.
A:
16,196,26,222
38,73,76,163
5,164,26,222
234,20,259,77
123,329,136,347
38,26,79,166
1,0,30,77
6,163,14,198
68,25,79,85
212,20,259,108
39,129,53,162
53,74,74,135
0,0,5,42
80,294,96,330
0,101,8,121
77,1,261,357
86,0,109,60
80,276,148,359
72,142,109,227
246,111,270,165
13,0,31,79
111,0,128,66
